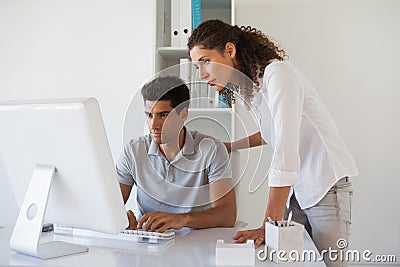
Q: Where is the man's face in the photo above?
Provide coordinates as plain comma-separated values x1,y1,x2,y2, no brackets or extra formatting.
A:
144,100,187,145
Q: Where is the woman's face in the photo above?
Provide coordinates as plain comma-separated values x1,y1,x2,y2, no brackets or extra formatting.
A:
190,45,237,91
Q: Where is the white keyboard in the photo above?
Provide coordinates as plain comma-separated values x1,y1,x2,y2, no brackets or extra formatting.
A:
53,225,175,243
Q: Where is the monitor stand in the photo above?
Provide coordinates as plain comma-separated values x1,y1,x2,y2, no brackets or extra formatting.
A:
10,164,88,259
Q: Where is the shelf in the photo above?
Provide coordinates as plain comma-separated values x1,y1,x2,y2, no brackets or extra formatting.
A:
157,47,189,59
189,107,233,113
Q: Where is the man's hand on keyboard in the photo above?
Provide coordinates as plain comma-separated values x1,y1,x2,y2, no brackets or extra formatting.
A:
138,211,186,232
126,210,139,230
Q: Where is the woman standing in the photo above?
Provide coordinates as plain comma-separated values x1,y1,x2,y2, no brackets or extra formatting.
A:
188,19,358,267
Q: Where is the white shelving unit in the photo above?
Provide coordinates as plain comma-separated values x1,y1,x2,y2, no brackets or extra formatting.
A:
186,107,236,141
155,0,235,142
155,0,234,73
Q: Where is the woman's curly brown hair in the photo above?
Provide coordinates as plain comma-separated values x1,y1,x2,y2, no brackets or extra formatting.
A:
187,19,286,103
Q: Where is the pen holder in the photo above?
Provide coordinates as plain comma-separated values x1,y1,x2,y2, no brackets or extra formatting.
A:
265,221,304,263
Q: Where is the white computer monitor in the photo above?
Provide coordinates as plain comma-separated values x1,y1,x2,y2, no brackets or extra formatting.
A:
0,97,128,259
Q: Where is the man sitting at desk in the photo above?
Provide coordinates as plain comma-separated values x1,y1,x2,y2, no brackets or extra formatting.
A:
116,76,236,232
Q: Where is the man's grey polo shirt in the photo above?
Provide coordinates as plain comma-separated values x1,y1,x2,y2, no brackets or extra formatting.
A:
116,130,232,217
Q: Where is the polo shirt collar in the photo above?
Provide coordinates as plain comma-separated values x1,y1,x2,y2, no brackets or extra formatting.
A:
148,137,160,156
147,127,195,156
182,127,194,156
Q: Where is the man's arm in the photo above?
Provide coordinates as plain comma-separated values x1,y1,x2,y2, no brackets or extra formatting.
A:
138,178,237,232
119,183,139,229
185,178,237,228
119,183,132,204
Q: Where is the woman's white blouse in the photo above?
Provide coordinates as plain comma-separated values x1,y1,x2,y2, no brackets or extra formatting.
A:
251,60,358,209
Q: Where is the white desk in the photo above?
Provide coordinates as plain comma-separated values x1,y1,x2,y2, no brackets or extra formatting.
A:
0,226,325,266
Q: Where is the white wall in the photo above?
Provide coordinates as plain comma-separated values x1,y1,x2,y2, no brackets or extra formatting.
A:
235,0,400,262
0,0,155,225
0,0,155,158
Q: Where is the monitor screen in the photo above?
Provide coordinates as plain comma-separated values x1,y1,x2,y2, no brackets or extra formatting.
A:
0,97,128,259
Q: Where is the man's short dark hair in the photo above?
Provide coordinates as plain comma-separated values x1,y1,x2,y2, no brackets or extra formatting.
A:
141,76,190,113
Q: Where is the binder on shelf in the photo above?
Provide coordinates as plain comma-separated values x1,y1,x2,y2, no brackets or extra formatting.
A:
190,63,199,108
188,63,221,109
199,82,210,108
171,0,192,47
163,0,172,46
180,0,192,47
179,58,191,83
171,0,180,47
192,0,202,29
219,88,233,108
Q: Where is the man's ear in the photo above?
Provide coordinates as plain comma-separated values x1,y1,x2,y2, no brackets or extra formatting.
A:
180,107,188,121
225,42,237,59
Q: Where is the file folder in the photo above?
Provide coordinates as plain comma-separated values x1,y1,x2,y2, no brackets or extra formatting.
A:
179,58,191,83
171,0,180,47
192,0,202,29
171,0,192,47
179,0,192,47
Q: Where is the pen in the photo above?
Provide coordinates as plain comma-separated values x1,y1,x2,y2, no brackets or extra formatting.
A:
287,210,292,227
267,216,278,226
267,217,274,225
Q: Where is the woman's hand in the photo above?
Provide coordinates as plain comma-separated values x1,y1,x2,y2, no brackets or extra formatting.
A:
233,226,265,248
224,142,232,153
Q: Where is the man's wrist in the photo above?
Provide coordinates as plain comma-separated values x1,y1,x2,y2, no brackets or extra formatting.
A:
180,213,192,228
